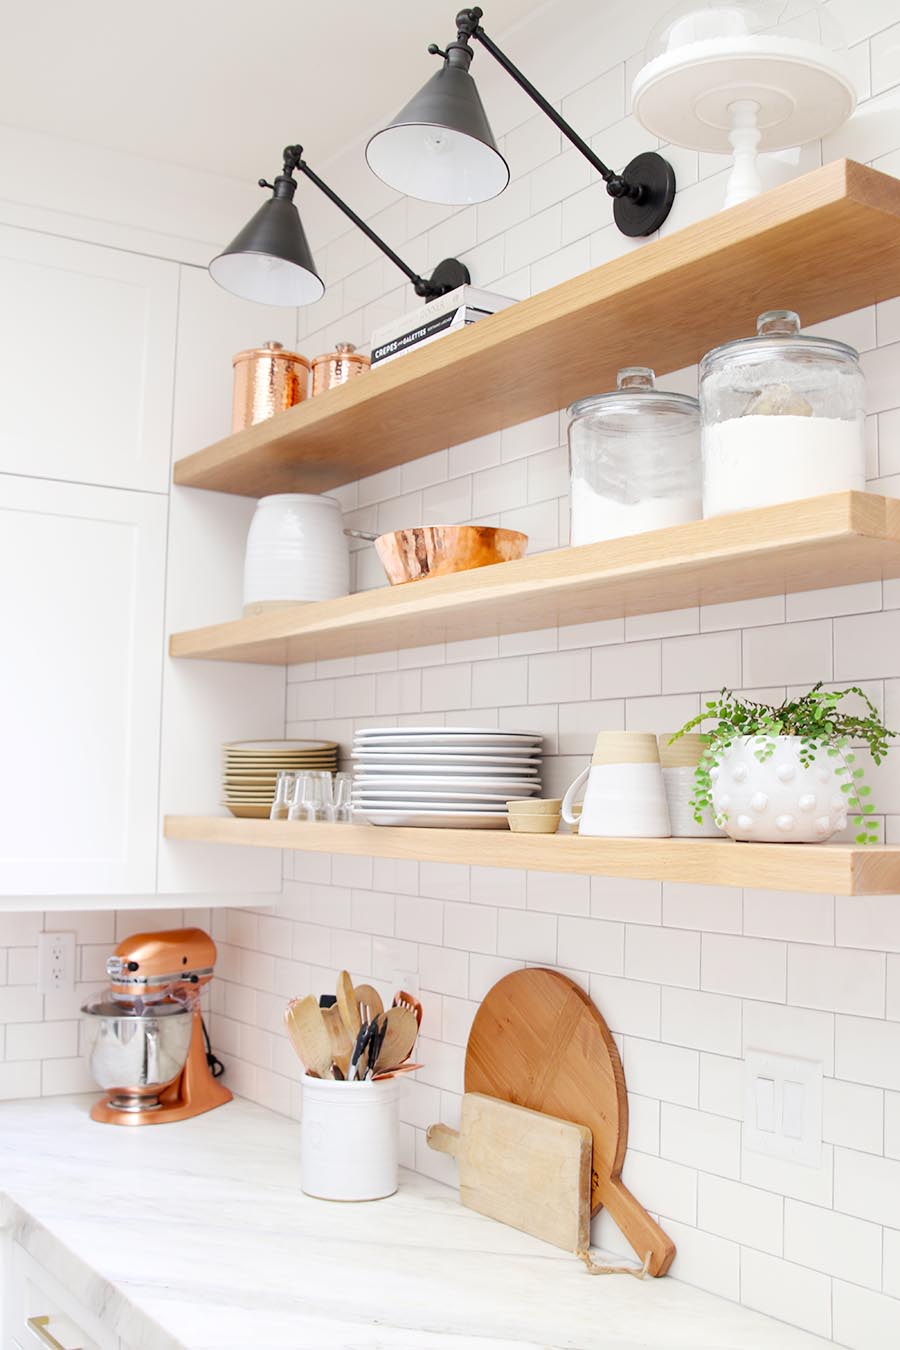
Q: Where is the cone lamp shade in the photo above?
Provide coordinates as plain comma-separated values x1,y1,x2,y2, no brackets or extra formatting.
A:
367,63,510,205
209,194,325,307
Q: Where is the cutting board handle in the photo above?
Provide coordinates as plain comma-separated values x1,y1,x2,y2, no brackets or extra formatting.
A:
599,1176,676,1277
426,1123,460,1158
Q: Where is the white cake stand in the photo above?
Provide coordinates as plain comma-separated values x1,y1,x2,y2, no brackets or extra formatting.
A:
632,35,856,208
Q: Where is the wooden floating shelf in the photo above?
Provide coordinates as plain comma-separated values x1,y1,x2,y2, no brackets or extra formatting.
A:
173,160,900,497
169,492,900,664
164,817,900,896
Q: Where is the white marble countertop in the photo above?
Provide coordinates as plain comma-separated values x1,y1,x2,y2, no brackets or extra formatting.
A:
0,1094,833,1350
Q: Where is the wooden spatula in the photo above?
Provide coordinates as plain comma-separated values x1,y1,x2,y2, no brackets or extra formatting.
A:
354,983,384,1021
371,1006,418,1075
336,970,358,1038
428,1094,591,1253
284,996,333,1078
321,1003,354,1079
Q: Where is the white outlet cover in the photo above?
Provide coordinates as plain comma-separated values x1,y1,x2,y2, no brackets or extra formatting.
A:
37,931,76,995
744,1048,823,1168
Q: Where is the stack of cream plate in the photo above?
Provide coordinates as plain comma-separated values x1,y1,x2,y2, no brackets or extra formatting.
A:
351,727,543,828
222,740,337,818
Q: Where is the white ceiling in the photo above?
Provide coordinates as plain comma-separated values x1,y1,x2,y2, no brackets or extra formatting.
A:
0,0,545,182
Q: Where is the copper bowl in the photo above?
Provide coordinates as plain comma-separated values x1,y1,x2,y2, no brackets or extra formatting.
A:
374,526,528,585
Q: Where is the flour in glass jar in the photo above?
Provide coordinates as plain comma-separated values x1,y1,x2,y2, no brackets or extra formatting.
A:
702,414,865,517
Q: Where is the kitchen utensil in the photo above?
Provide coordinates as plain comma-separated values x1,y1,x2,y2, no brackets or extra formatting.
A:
372,1006,418,1074
568,369,700,545
464,967,675,1276
561,732,671,838
427,1094,591,1253
231,341,310,432
81,928,232,1127
284,996,334,1079
507,814,560,834
353,984,384,1022
242,493,349,614
657,733,722,838
336,970,359,1038
321,1003,354,1079
392,990,423,1028
301,1074,400,1200
372,1061,424,1080
374,525,527,585
700,310,865,518
349,1010,376,1082
311,341,370,396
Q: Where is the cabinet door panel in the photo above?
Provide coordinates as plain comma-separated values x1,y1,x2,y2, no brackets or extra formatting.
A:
0,475,166,893
0,225,177,491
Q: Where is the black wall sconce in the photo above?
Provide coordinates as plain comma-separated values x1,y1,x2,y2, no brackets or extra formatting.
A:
366,6,676,237
210,144,470,307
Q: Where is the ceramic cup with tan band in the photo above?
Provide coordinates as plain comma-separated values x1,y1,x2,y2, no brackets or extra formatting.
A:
658,733,723,838
561,732,671,837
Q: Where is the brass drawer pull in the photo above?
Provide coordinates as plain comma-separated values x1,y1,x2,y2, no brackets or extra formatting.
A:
26,1314,83,1350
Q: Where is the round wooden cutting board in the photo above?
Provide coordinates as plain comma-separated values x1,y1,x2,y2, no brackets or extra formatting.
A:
464,967,674,1275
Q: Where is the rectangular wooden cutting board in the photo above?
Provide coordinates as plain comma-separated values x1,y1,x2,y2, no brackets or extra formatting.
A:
427,1092,592,1252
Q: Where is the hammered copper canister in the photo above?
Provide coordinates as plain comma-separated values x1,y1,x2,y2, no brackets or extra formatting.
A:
231,342,310,432
311,342,370,397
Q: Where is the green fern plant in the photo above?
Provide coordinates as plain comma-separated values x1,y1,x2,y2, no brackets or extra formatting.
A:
671,684,895,844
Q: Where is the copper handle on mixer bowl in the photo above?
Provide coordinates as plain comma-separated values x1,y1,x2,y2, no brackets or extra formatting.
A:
26,1315,81,1349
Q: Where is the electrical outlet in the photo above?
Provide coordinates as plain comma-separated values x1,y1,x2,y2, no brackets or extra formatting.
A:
37,932,76,994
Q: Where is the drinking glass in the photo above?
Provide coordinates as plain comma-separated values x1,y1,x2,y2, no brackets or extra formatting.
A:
269,771,296,821
332,772,353,823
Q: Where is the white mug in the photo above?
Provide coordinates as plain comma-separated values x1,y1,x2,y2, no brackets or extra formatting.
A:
561,732,671,838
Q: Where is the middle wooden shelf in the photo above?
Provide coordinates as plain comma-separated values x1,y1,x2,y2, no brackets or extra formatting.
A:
170,491,900,665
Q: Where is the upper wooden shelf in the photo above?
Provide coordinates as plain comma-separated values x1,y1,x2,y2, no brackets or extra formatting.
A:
163,817,900,895
173,160,900,497
170,492,900,664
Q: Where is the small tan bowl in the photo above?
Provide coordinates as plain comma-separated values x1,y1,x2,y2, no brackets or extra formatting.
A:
508,814,561,834
506,798,563,814
375,525,527,585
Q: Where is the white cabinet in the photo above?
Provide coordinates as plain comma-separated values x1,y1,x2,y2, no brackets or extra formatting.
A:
0,474,166,894
4,1241,122,1349
0,224,178,493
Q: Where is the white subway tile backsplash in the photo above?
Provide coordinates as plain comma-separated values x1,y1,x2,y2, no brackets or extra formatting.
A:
496,909,557,963
833,1281,900,1350
664,1219,740,1301
661,987,742,1056
836,1014,900,1089
625,925,700,988
660,1102,741,1179
834,1147,900,1230
621,1149,697,1225
590,974,660,1039
699,1174,783,1256
743,889,835,945
663,883,741,935
824,1078,884,1156
784,1200,883,1289
662,631,741,695
557,916,623,974
529,648,591,704
702,935,786,1002
443,901,497,955
591,877,661,926
592,641,661,699
834,610,900,680
699,1052,744,1120
742,620,834,687
625,1037,699,1107
740,1249,832,1339
788,944,886,1017
471,657,528,708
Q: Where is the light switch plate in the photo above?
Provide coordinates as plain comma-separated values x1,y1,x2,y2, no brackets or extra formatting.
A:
744,1049,822,1167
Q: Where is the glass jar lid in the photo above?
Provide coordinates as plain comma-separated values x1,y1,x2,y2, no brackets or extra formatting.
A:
701,310,859,373
569,367,699,419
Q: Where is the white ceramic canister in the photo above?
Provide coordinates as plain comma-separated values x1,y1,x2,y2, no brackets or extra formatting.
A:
243,493,350,615
658,733,723,838
300,1074,400,1201
561,732,671,837
711,734,847,844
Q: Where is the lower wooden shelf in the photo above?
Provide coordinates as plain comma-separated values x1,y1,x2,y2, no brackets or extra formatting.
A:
163,816,900,896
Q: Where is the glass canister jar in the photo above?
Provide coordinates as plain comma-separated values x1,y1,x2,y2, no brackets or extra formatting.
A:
700,310,865,517
567,368,701,545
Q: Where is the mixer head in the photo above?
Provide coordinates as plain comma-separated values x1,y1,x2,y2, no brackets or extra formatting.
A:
106,927,218,1004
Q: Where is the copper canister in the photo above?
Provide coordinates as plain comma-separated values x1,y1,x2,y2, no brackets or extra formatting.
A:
311,342,370,397
231,342,310,432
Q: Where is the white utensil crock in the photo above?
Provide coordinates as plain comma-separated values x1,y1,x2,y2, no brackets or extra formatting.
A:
561,732,671,837
243,493,349,614
658,733,723,838
300,1074,400,1201
711,735,846,843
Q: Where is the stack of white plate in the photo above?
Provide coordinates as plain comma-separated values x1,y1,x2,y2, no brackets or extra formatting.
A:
222,740,338,819
351,727,543,828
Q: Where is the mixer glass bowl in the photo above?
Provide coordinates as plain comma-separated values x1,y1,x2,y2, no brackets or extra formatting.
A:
81,996,194,1112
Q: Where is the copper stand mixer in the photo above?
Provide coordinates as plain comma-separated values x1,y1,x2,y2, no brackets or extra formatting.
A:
81,927,232,1126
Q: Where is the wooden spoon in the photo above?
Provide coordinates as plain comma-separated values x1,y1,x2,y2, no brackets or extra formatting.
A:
336,970,359,1038
321,1003,353,1079
372,1006,418,1075
284,996,333,1078
354,983,384,1021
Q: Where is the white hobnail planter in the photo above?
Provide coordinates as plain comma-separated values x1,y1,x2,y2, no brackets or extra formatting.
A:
710,735,847,844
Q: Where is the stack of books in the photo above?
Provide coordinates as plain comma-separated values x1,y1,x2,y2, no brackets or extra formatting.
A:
370,285,515,366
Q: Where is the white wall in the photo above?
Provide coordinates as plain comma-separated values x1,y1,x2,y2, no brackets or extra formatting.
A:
205,2,900,1345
